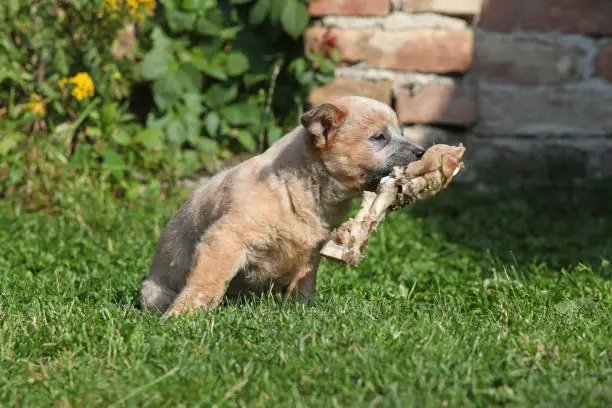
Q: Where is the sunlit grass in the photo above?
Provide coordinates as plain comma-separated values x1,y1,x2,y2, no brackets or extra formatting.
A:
1,185,611,406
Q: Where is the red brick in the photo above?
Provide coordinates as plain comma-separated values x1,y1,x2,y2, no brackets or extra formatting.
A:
479,0,612,36
308,78,392,106
403,0,482,15
396,82,476,125
597,41,612,83
473,32,588,85
308,0,390,16
305,27,473,73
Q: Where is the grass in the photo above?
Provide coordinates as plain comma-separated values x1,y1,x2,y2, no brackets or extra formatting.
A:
1,185,611,407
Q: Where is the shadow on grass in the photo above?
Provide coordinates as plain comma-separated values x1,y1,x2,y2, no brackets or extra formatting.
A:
406,184,612,276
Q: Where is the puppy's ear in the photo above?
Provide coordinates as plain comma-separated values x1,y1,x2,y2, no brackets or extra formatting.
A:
300,103,347,149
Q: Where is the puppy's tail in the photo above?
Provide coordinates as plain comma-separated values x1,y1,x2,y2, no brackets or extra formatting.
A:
140,279,177,312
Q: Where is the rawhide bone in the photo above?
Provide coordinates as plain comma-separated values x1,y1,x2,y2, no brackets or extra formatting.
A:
319,144,465,265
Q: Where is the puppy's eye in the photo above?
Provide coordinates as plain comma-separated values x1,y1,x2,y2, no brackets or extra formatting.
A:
370,132,387,142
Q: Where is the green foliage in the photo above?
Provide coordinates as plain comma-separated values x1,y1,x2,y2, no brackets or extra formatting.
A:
0,0,146,204
142,0,332,173
0,0,335,208
1,187,611,405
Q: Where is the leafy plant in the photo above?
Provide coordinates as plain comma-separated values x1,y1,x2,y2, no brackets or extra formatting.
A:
0,0,154,205
0,0,336,208
139,0,334,176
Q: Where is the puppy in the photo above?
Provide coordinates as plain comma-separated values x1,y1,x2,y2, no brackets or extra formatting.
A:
140,96,425,318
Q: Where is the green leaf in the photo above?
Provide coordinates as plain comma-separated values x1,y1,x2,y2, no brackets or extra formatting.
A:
315,72,333,83
146,113,171,130
6,0,19,17
220,119,233,135
319,58,336,74
220,103,259,126
196,137,218,155
151,26,173,49
166,119,186,144
203,6,225,25
153,76,182,109
141,50,172,80
234,130,257,152
231,0,255,4
269,0,285,25
184,93,203,113
203,84,238,109
136,128,164,150
53,48,69,75
0,132,23,155
177,150,200,177
88,127,103,138
182,0,202,10
204,112,221,136
196,17,222,36
225,52,251,77
201,64,228,81
281,0,309,39
176,63,202,91
168,10,197,32
183,113,201,142
220,25,244,40
291,58,307,77
195,39,224,56
267,124,283,144
297,70,314,85
249,0,269,25
191,55,228,80
103,149,125,169
112,128,131,146
100,103,117,127
211,52,227,67
243,73,268,87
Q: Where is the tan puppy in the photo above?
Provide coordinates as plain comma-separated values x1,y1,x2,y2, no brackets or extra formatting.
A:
140,96,425,319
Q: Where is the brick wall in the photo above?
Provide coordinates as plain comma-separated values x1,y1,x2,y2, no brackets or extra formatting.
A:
305,0,612,185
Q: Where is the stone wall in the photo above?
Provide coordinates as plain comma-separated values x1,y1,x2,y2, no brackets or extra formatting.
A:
305,0,612,186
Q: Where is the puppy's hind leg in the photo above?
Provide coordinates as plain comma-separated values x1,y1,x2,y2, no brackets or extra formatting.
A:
162,220,248,320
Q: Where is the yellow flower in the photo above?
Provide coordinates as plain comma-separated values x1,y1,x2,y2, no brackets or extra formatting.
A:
127,0,156,21
140,0,156,15
112,71,122,80
68,72,95,101
27,94,46,116
103,0,119,10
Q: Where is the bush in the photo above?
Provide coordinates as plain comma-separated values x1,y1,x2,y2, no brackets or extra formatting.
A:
0,0,335,208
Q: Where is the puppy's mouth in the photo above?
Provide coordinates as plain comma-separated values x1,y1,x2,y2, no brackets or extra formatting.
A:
363,166,394,191
363,150,423,191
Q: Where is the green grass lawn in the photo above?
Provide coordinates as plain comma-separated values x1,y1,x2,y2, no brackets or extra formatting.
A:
1,185,611,407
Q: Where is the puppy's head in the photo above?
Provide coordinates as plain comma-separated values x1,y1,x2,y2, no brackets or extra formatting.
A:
301,96,425,193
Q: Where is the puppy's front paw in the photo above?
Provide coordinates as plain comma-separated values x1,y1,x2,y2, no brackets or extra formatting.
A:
160,289,218,322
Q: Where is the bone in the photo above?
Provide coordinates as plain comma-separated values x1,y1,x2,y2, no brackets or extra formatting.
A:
319,144,465,265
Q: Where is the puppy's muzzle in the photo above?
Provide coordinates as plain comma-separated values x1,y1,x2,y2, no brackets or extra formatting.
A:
364,140,425,191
